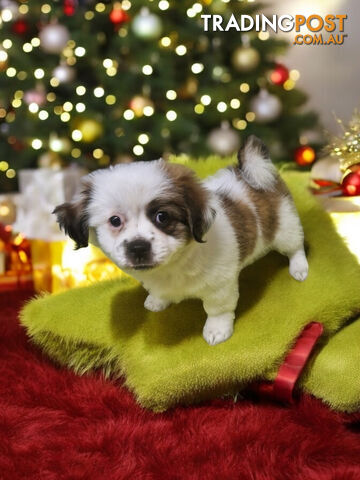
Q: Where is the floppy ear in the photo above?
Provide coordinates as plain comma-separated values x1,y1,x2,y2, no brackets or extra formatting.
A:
183,180,216,243
53,179,92,249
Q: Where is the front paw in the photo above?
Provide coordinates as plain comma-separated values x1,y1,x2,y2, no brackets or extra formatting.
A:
203,314,234,346
144,295,170,312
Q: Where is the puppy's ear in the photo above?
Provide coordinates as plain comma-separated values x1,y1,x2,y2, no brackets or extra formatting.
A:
53,179,92,249
162,163,216,243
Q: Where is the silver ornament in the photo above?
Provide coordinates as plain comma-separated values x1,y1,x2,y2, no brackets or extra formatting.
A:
39,24,70,54
250,89,282,123
52,63,75,84
231,46,260,73
132,8,162,40
207,122,240,156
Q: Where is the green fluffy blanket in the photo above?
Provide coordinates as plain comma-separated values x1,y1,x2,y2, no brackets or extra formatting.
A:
20,158,360,412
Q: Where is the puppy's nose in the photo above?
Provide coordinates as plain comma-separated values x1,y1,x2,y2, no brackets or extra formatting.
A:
126,239,151,262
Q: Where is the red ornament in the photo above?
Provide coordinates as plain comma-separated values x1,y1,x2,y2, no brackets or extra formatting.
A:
12,19,28,35
270,64,289,86
342,169,360,196
294,146,316,166
109,6,129,25
63,0,76,16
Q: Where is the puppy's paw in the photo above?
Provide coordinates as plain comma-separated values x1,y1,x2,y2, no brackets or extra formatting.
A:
289,250,308,282
144,295,170,312
203,314,234,346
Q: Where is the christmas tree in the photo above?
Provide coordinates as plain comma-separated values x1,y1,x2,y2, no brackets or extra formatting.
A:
0,0,321,192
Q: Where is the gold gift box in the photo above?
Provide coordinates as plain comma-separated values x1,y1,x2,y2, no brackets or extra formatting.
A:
30,239,124,293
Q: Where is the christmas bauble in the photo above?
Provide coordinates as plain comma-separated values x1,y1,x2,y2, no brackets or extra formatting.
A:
109,4,129,25
129,95,154,117
39,24,70,54
294,145,316,166
231,46,260,73
270,64,289,86
23,88,46,106
250,89,282,123
178,77,198,99
52,63,75,84
12,19,28,35
207,122,240,156
132,8,162,40
342,168,360,196
77,118,103,143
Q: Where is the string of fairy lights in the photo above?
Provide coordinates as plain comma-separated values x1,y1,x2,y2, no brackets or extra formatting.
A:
0,0,303,182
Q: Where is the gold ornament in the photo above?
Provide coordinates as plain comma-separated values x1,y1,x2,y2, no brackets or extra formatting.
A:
327,111,360,173
129,95,154,117
231,46,260,73
77,118,104,143
178,77,198,99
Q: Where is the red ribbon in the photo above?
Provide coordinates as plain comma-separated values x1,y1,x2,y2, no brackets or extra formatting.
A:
251,322,324,404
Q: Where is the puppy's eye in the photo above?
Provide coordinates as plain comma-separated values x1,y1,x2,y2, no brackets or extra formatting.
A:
155,211,169,225
109,216,122,227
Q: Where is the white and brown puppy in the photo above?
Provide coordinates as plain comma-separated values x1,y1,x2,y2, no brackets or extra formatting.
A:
54,136,308,346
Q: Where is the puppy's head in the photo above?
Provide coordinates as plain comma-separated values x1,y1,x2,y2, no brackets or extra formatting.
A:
53,160,215,271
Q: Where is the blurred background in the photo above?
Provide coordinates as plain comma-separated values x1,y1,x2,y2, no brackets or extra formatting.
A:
0,0,359,293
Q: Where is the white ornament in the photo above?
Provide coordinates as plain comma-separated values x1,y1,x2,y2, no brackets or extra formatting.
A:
132,8,162,40
310,155,342,184
39,24,70,54
52,63,75,83
207,122,240,156
250,89,282,123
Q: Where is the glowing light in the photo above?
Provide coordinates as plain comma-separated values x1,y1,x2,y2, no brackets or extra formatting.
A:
0,50,8,62
200,95,211,105
106,67,117,77
32,139,43,150
142,65,153,75
175,45,187,56
94,87,105,98
38,110,49,120
12,99,21,108
233,119,247,130
191,63,204,74
6,169,16,179
143,106,154,116
158,0,169,10
19,4,29,13
187,8,196,17
85,11,94,20
133,145,144,156
71,148,81,158
166,90,177,100
31,37,40,47
6,67,16,77
138,134,149,144
0,161,9,171
258,31,270,40
1,9,13,22
103,58,113,68
49,137,63,152
217,101,227,112
160,36,171,47
34,68,45,79
29,102,39,113
76,85,86,96
122,0,131,10
192,3,203,13
41,4,51,13
246,111,256,122
47,92,56,102
2,39,12,49
95,2,105,12
0,109,6,119
93,148,103,159
283,79,295,91
72,129,83,141
23,43,33,53
166,110,177,121
60,112,70,122
230,98,240,109
74,47,86,57
194,104,204,114
50,77,60,87
105,95,116,105
75,102,86,112
124,109,135,120
240,83,250,93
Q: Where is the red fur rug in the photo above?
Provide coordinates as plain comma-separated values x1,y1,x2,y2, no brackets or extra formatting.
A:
1,290,360,480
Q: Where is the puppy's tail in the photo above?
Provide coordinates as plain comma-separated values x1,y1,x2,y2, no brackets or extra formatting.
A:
237,135,278,191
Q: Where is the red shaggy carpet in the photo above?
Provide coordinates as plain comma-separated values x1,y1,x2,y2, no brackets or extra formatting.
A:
1,291,360,480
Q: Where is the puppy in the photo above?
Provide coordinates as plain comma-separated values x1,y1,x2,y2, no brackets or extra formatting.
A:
54,136,308,346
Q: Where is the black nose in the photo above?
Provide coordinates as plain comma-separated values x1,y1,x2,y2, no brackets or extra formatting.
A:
126,239,151,264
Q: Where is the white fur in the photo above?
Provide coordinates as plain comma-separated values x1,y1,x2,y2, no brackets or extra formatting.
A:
78,157,307,346
240,142,277,191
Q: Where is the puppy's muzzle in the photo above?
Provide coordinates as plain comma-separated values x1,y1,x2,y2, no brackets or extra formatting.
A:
126,239,152,268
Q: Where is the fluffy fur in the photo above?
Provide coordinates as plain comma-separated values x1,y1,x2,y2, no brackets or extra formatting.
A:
3,290,360,480
54,136,308,345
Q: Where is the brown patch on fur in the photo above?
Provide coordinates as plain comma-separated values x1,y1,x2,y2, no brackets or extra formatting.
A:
219,194,258,260
53,179,92,249
146,198,191,241
160,162,214,242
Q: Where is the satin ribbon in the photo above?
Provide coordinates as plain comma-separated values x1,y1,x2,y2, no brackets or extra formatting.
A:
251,322,324,404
